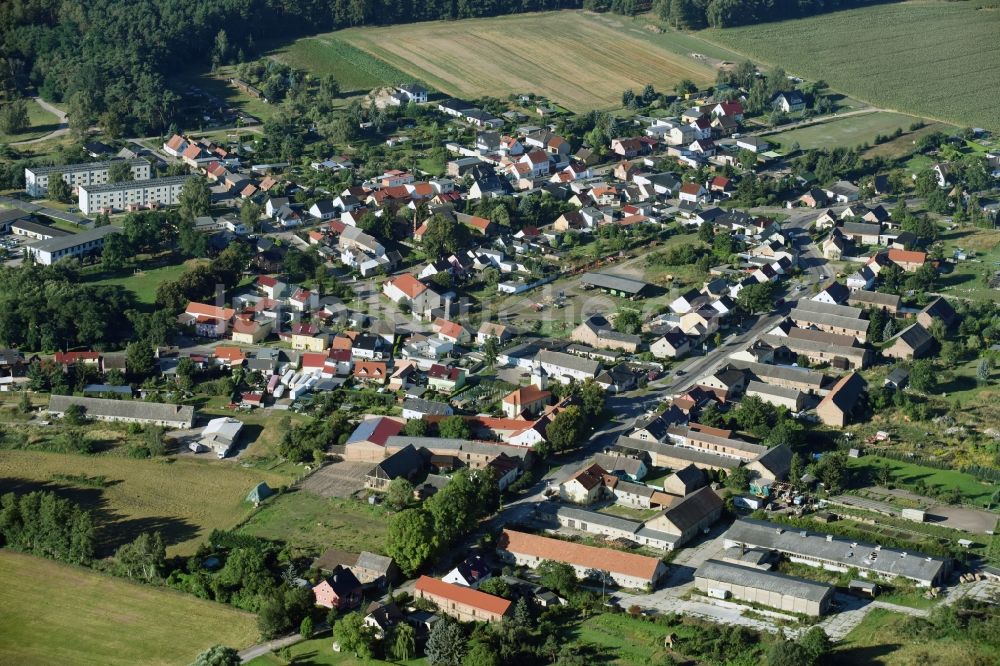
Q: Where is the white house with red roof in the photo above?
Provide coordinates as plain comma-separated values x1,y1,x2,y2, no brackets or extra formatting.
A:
383,274,443,317
180,302,236,338
256,275,287,300
711,101,744,121
163,134,188,157
289,288,318,312
679,182,708,204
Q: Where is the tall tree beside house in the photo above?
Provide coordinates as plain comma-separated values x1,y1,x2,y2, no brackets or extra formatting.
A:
391,623,417,662
386,508,435,575
108,159,132,183
545,405,586,452
483,336,499,369
438,415,472,440
614,307,642,335
46,172,69,202
101,232,131,270
421,213,469,259
126,340,156,379
179,177,211,221
425,618,467,666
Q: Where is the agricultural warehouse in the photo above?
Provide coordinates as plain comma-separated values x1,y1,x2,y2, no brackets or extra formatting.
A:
721,519,949,587
694,559,834,616
48,395,196,429
580,272,652,299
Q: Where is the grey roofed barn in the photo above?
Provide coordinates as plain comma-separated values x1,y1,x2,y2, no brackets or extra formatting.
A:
580,271,651,296
47,394,194,428
723,518,947,585
695,559,832,602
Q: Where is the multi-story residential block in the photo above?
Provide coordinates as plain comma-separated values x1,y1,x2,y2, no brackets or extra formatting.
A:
25,159,150,197
78,175,193,214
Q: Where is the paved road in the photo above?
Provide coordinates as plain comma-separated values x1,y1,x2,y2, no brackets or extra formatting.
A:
11,97,69,146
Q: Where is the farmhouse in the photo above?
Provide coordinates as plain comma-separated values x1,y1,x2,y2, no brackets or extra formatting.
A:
695,559,834,616
722,519,948,587
25,159,150,197
414,576,511,622
789,299,868,343
917,297,957,329
78,175,194,214
312,566,363,610
25,225,122,266
571,315,640,353
48,395,195,428
744,380,805,412
816,372,866,427
642,486,723,547
498,529,667,589
615,436,740,473
847,289,900,314
883,323,934,360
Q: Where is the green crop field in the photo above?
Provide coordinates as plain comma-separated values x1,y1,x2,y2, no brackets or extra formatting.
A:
767,111,939,150
239,491,389,555
700,1,1000,131
0,449,288,555
319,11,718,111
0,550,258,666
270,37,413,92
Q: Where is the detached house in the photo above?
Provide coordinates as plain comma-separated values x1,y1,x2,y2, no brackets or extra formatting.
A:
383,274,443,318
312,566,363,610
180,302,235,338
611,137,644,159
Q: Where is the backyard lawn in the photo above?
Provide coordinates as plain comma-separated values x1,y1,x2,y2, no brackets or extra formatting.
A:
0,550,259,666
936,228,1000,304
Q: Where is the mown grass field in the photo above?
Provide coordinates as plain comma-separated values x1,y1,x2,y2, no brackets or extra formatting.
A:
0,449,288,555
239,490,389,555
700,1,1000,131
0,550,258,666
767,111,935,150
269,37,413,92
83,258,207,306
830,608,994,665
0,98,61,144
329,11,717,111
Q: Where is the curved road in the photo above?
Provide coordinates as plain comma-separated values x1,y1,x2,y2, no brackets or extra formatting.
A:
11,97,69,146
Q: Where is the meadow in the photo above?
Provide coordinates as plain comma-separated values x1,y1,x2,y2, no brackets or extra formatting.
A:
0,550,258,666
936,228,1000,304
831,608,995,665
83,258,208,306
0,449,288,555
700,1,1000,131
239,490,389,555
317,11,718,111
767,111,934,150
0,98,61,144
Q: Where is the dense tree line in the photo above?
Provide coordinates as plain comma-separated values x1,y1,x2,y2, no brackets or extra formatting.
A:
0,490,96,565
0,262,134,351
154,242,250,312
0,0,581,135
654,0,894,29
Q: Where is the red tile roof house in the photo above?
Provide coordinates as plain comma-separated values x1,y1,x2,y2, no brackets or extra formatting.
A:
180,302,236,338
432,318,470,344
382,274,442,318
313,565,363,610
887,248,928,272
414,576,511,623
353,361,388,385
53,351,103,372
497,529,668,590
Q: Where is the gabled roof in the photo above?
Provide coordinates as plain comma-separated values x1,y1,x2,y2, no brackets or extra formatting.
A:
387,274,428,299
185,302,236,320
415,576,511,616
818,372,866,414
499,529,663,581
657,486,722,532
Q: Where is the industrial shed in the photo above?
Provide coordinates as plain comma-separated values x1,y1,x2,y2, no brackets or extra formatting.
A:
694,559,834,616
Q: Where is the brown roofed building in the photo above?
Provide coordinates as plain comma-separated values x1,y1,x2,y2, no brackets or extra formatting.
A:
644,486,723,547
497,529,668,589
414,576,511,622
883,323,934,360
